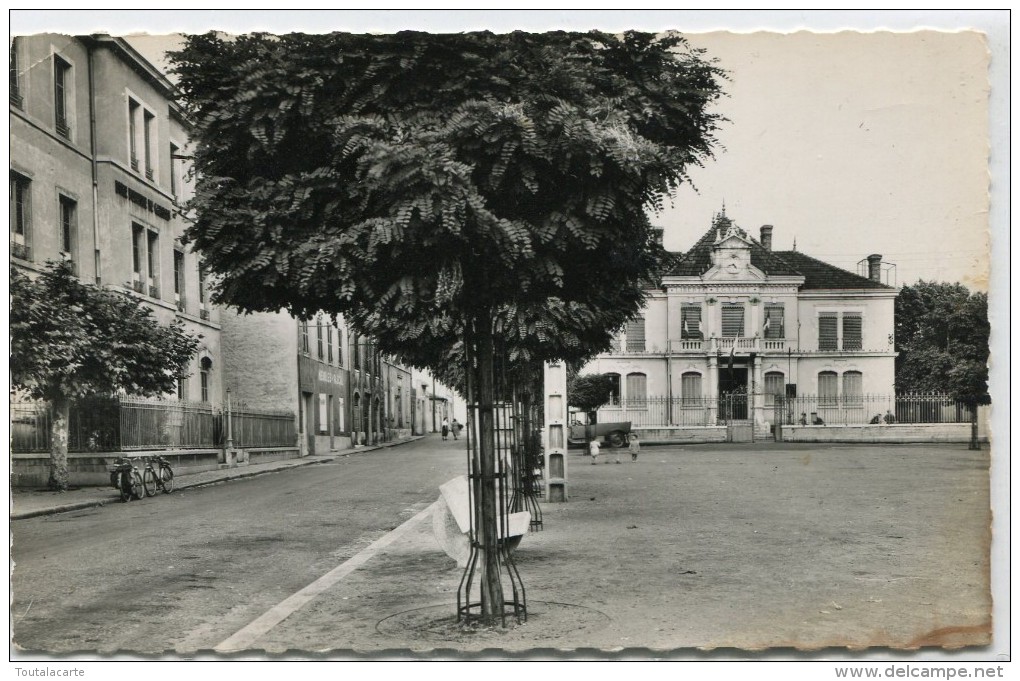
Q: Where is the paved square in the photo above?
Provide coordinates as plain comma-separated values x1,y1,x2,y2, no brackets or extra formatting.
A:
253,442,991,653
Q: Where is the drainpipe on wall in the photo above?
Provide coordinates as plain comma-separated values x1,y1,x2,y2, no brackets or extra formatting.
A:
665,293,673,425
86,41,101,285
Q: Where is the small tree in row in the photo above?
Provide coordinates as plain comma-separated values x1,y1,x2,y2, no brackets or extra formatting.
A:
10,261,199,491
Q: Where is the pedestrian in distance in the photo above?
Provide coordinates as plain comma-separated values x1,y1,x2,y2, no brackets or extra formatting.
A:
629,433,641,462
452,419,461,440
883,409,897,424
798,413,808,426
811,412,825,426
442,417,450,441
870,413,882,424
589,438,600,465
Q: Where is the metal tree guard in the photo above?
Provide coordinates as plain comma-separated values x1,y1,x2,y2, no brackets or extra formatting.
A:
455,327,527,626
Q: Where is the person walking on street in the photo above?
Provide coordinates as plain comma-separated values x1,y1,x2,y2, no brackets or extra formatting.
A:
451,419,461,440
629,433,641,462
589,438,600,465
442,417,450,441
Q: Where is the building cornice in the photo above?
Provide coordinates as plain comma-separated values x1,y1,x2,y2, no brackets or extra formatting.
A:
798,289,900,299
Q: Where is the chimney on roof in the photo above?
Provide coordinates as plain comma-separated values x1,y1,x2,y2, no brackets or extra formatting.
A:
867,254,883,282
760,225,773,251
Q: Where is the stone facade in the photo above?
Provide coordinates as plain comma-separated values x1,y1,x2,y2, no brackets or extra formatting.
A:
10,34,222,404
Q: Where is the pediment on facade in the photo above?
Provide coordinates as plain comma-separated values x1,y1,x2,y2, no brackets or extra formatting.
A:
702,260,768,282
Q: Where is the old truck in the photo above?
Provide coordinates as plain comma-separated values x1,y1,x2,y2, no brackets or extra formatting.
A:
567,421,632,448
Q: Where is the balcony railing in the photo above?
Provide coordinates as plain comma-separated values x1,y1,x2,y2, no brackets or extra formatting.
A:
10,91,23,108
55,119,70,139
665,337,795,354
148,284,160,299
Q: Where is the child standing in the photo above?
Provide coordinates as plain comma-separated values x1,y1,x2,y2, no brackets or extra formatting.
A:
629,433,641,462
589,438,600,465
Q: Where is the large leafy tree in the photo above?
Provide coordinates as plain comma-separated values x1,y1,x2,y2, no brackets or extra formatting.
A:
10,262,200,491
170,29,724,622
894,281,990,405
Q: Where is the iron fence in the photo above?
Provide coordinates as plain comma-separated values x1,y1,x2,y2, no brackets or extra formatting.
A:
10,396,297,453
777,392,973,427
230,406,297,449
595,393,972,428
598,396,717,427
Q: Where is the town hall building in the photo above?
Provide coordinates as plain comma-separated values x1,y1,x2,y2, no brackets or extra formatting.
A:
582,210,899,437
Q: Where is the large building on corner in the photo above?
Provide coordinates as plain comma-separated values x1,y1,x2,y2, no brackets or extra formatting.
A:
10,33,222,403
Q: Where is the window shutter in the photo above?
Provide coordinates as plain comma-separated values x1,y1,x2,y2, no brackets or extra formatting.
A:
721,305,744,337
626,373,647,404
842,371,863,403
764,304,784,339
842,314,862,350
681,305,702,339
818,313,838,350
819,371,838,405
681,372,702,404
626,316,645,352
764,372,785,406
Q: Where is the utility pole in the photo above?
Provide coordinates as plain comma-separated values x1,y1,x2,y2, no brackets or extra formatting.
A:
432,375,437,432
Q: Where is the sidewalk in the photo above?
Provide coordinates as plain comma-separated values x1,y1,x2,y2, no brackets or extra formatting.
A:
10,436,424,521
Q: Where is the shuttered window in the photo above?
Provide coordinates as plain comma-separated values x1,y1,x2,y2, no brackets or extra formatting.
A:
764,304,784,339
681,305,703,339
681,372,702,404
818,313,838,350
842,314,863,350
626,316,645,352
819,371,838,405
721,305,744,337
843,371,863,404
764,372,785,407
626,373,647,406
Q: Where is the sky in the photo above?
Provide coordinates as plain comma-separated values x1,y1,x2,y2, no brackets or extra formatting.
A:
10,10,1004,293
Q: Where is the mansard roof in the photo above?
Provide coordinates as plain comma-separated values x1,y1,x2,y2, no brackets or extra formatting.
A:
665,220,895,290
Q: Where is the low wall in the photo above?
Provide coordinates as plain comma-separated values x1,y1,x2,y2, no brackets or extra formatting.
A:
11,449,222,489
11,446,303,489
633,426,727,444
780,423,982,444
245,447,303,466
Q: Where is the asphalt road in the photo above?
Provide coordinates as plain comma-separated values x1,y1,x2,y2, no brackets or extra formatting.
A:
11,434,467,654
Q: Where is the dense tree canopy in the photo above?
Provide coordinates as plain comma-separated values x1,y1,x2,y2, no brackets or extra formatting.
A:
170,30,725,622
10,262,199,402
894,281,990,404
170,30,724,370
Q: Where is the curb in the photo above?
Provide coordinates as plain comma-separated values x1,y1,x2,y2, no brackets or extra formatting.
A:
11,436,425,520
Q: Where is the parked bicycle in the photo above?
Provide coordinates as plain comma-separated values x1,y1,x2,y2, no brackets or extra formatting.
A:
109,457,144,502
142,455,175,497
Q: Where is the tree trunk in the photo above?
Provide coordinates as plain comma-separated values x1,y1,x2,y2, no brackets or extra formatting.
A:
474,315,505,623
48,395,71,491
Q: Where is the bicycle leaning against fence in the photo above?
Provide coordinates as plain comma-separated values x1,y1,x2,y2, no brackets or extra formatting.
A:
142,455,175,497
